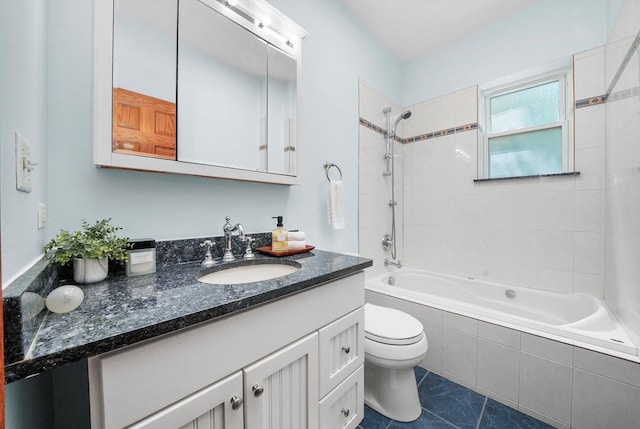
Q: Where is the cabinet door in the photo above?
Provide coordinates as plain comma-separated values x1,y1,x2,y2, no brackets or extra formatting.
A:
128,371,244,429
244,333,319,429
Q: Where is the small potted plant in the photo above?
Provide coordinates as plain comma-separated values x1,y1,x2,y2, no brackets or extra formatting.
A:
43,218,129,284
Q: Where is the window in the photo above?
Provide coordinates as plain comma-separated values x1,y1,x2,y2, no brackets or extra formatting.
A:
478,66,573,179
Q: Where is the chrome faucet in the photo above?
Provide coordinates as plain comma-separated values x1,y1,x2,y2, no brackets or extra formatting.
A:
384,259,402,269
222,216,245,262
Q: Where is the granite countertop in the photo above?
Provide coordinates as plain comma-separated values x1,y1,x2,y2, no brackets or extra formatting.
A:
5,249,372,383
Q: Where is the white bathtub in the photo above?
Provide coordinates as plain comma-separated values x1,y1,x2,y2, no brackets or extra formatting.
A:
366,269,637,358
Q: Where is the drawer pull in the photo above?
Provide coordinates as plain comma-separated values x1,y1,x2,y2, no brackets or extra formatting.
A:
341,408,350,418
342,345,351,354
252,384,264,397
230,396,243,411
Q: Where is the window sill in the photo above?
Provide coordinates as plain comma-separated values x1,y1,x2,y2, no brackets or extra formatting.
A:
474,171,580,182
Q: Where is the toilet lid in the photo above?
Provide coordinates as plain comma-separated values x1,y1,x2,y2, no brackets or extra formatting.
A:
364,303,424,345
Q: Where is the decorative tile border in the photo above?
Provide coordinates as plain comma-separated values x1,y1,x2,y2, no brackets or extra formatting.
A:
359,117,478,144
576,86,639,109
358,118,387,136
575,95,607,108
405,123,478,144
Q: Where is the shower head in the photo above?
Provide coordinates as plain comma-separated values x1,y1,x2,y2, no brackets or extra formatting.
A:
390,109,412,137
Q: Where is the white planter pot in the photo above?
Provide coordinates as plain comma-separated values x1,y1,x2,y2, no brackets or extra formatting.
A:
73,257,109,284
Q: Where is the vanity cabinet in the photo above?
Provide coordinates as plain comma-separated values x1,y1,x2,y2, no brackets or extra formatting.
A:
88,272,365,429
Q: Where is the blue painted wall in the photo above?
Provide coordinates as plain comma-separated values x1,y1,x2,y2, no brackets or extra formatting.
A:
2,0,401,284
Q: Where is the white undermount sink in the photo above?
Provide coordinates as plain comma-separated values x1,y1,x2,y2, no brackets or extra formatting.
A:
196,261,301,285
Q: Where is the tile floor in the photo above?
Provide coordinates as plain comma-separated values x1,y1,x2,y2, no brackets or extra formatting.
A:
358,367,555,429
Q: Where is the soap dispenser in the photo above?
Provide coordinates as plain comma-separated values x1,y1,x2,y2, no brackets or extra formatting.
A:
271,216,289,251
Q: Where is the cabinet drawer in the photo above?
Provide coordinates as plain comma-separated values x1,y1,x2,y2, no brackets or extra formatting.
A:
319,365,364,429
318,307,364,397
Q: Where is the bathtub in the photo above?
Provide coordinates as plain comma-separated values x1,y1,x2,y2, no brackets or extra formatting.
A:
366,269,637,358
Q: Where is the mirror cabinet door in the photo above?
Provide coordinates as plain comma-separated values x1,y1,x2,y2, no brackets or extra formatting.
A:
267,45,298,176
112,0,177,160
177,0,268,172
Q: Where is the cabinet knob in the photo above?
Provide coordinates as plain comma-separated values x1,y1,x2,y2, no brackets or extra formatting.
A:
341,408,350,418
342,345,351,354
252,384,265,397
230,395,243,411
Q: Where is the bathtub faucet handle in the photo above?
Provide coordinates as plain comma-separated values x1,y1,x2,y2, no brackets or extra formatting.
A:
384,259,402,269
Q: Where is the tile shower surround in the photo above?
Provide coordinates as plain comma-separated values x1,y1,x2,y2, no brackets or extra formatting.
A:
366,290,640,429
359,53,610,295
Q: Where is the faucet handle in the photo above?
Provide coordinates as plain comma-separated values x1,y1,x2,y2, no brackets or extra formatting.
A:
200,239,214,248
243,236,256,260
200,240,215,267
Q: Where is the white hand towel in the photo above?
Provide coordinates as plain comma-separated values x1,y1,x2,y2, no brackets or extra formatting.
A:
288,231,305,241
288,240,307,250
328,180,345,230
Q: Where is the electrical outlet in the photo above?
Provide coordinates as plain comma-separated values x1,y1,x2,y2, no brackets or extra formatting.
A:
38,203,47,229
15,131,32,193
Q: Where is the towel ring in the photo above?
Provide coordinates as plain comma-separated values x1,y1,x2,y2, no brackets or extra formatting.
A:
324,162,342,182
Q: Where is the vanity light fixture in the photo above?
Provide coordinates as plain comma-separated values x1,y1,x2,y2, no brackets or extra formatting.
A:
212,0,304,52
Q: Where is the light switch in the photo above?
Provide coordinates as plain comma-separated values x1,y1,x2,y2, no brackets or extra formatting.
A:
38,203,47,229
15,131,32,193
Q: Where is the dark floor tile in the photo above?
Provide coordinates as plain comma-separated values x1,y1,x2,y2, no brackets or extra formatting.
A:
418,373,486,429
479,398,555,429
388,409,458,428
415,366,428,385
360,405,393,429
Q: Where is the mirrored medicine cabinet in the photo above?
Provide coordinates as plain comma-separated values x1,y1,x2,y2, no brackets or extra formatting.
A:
94,0,307,185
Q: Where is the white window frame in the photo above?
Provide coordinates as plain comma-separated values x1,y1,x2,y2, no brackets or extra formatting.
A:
477,61,574,179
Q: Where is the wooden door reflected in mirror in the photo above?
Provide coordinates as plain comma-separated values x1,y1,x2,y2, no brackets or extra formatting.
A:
112,88,176,159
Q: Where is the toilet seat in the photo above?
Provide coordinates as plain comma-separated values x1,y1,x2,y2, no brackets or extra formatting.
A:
364,303,424,345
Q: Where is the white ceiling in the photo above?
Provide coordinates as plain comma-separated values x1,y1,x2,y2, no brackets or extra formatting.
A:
339,0,539,62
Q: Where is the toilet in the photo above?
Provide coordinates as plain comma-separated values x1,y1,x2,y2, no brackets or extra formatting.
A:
363,303,428,422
